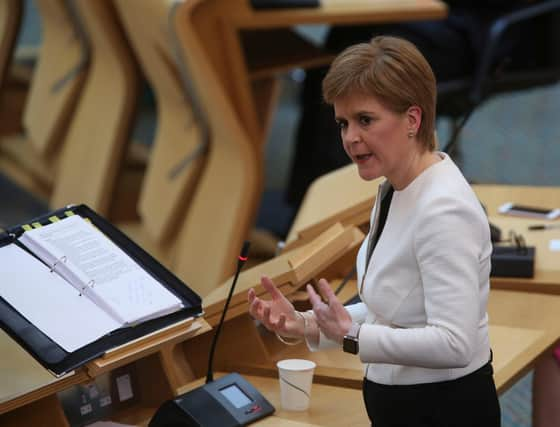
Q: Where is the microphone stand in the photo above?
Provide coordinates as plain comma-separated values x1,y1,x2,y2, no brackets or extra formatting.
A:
148,241,275,427
206,241,250,383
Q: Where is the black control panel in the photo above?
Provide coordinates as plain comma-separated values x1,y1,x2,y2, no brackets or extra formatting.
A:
149,373,275,427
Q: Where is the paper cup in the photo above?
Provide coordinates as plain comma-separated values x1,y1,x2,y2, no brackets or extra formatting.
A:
276,359,316,411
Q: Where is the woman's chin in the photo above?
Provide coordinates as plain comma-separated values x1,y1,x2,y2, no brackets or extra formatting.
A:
356,165,381,181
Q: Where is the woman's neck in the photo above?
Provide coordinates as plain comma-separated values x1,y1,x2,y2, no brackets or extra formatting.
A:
390,150,441,191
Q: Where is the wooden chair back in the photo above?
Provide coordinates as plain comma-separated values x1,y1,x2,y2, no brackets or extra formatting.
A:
49,0,140,215
113,0,206,243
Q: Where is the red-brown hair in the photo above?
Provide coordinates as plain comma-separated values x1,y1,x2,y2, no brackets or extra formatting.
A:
322,36,437,150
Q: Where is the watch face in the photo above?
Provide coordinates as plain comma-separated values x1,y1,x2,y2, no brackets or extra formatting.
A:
343,336,358,354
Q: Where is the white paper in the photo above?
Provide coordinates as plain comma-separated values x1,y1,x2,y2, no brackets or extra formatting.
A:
550,239,560,251
116,373,133,401
20,216,183,325
89,270,183,325
0,244,120,352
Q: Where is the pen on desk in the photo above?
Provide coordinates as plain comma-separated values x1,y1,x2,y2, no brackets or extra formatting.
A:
528,224,560,230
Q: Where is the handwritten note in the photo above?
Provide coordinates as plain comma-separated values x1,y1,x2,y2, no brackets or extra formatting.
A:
19,215,183,325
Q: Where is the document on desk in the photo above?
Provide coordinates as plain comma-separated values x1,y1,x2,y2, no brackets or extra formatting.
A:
0,215,184,352
19,215,184,325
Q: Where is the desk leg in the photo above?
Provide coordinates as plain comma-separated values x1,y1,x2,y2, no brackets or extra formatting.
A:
159,342,197,394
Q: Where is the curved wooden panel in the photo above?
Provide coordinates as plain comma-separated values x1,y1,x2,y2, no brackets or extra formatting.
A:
23,0,87,156
114,0,205,243
50,0,140,214
170,0,262,297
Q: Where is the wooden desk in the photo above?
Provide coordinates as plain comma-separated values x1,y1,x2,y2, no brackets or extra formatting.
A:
287,177,560,291
7,289,552,426
0,318,211,427
178,373,370,427
473,184,560,293
225,290,560,396
0,330,89,415
286,164,381,248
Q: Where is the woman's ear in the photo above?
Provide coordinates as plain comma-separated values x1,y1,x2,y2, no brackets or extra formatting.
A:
407,106,422,135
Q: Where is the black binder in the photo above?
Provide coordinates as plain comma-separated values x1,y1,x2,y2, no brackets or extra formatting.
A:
0,204,202,376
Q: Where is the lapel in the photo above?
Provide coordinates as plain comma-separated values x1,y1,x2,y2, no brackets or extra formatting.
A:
360,179,391,294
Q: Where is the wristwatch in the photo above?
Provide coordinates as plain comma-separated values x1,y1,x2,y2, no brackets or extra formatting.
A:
343,323,361,354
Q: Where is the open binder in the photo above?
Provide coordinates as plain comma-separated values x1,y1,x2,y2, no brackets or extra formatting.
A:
0,204,202,376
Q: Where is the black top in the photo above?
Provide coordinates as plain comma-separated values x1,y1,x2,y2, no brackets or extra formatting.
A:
366,186,394,266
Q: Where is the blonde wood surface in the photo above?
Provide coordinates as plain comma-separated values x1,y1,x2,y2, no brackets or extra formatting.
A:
114,0,206,243
203,224,364,325
0,134,56,194
473,184,560,216
23,0,86,157
0,394,70,427
286,164,382,247
178,372,370,427
288,181,560,289
172,314,274,382
87,318,209,377
49,0,140,215
232,0,448,27
490,325,548,393
487,290,560,389
0,330,88,414
159,341,198,394
0,0,21,89
473,184,560,292
170,2,262,298
166,321,550,427
0,316,211,426
115,220,175,270
227,290,560,396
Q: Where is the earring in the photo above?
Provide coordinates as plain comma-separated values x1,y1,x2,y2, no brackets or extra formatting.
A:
408,130,415,138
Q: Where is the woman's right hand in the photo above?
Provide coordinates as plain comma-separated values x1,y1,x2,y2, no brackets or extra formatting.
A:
248,276,304,339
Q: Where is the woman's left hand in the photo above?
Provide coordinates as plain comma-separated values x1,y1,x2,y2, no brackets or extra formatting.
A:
307,278,353,345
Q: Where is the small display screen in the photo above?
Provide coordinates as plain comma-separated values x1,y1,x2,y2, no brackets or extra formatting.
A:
219,384,253,409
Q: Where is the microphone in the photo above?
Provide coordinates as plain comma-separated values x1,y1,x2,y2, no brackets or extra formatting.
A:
149,241,274,427
206,240,250,383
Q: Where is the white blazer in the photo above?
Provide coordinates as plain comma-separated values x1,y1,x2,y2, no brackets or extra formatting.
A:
317,153,492,385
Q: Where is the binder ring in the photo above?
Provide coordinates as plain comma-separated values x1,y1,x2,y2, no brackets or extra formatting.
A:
50,256,68,273
79,280,95,296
